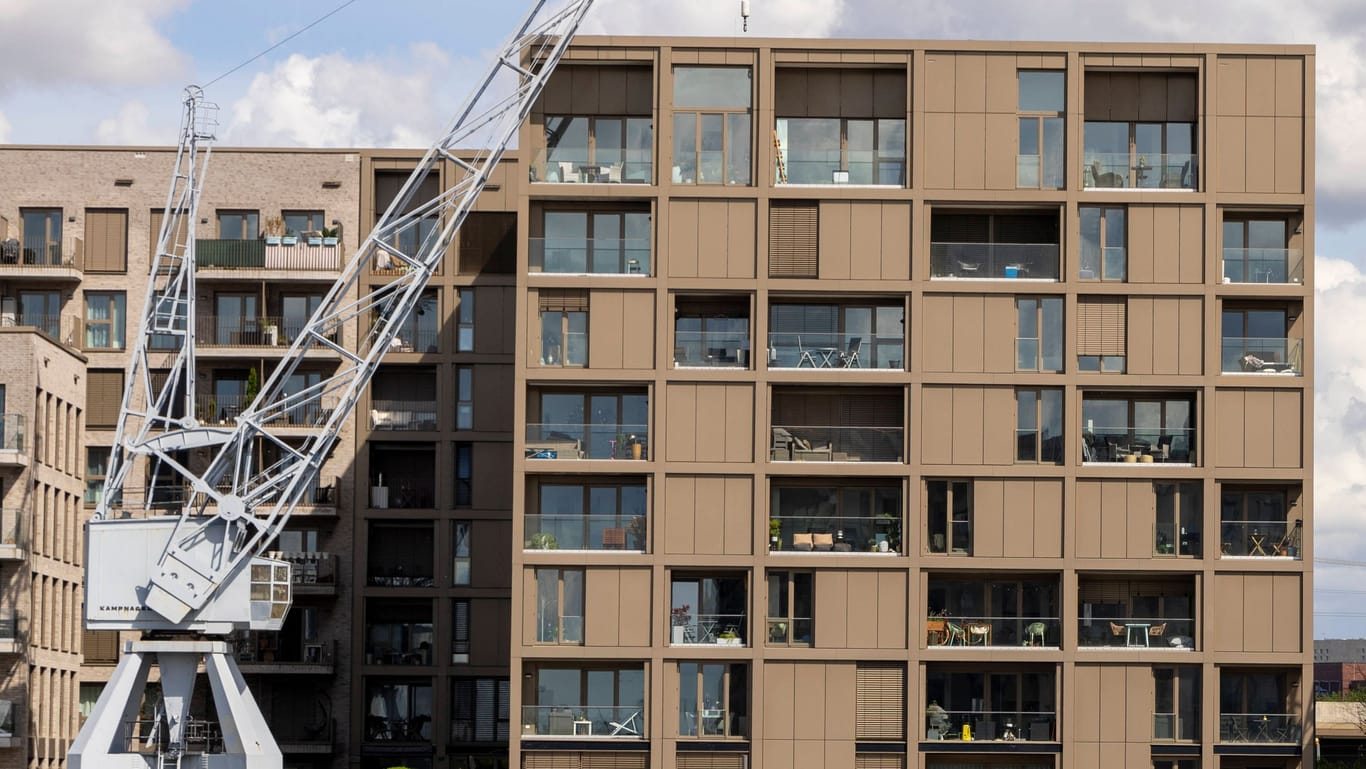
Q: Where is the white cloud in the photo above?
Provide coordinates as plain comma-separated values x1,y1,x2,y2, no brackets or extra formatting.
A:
95,100,158,145
583,0,844,36
223,45,470,148
0,0,187,94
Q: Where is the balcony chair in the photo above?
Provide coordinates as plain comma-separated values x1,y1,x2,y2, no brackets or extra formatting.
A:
602,527,627,550
966,622,992,646
943,622,967,646
1024,622,1047,647
1147,622,1168,641
812,532,834,552
839,337,862,368
1109,622,1126,644
609,710,641,736
796,335,819,368
771,427,795,461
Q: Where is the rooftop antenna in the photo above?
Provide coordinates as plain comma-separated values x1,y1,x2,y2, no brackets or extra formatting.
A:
740,0,750,31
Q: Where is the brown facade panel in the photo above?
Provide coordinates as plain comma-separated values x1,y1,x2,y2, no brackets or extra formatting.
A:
665,383,754,462
814,571,906,650
1214,572,1303,653
1215,388,1303,469
1126,296,1202,376
662,475,753,556
818,201,911,281
1127,205,1203,285
587,290,656,369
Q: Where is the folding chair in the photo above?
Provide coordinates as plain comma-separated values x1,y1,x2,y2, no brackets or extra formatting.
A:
609,710,641,736
839,337,862,368
796,335,818,368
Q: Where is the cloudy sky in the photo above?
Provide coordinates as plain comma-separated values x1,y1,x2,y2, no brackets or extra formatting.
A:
4,0,1364,634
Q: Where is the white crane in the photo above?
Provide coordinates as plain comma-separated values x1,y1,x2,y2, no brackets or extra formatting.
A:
70,2,595,767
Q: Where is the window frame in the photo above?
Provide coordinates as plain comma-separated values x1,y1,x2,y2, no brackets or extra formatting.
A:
925,479,973,555
450,677,510,744
774,117,906,186
1084,120,1197,189
543,115,652,183
1015,388,1064,464
678,662,748,740
535,568,585,645
20,207,62,264
281,209,325,236
85,447,108,506
765,570,813,647
1079,206,1127,281
456,366,474,430
1016,71,1065,190
538,309,588,367
1015,296,1063,372
1154,482,1202,558
454,442,472,507
216,209,260,240
451,598,471,663
452,521,472,586
457,289,475,352
1153,666,1201,742
83,291,127,351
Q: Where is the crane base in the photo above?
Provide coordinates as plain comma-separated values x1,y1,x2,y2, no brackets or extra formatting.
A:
69,640,281,769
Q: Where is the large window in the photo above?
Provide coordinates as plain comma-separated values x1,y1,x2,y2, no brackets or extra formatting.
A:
539,309,587,367
775,117,905,185
925,480,972,555
83,292,126,350
1079,206,1126,281
524,666,645,738
1222,306,1298,374
19,289,62,337
768,302,904,369
20,208,62,264
929,211,1061,281
536,568,585,645
534,210,651,275
766,571,812,646
1154,666,1200,741
1017,71,1064,189
1220,487,1301,558
217,210,260,240
1084,120,1196,189
924,669,1056,742
673,66,752,186
457,289,474,352
543,116,652,184
926,575,1060,648
1154,483,1202,557
1016,297,1062,372
456,367,474,430
770,484,901,554
674,296,750,369
1223,215,1299,283
1081,394,1196,464
678,663,748,738
527,480,647,551
671,574,747,646
368,521,435,587
365,598,434,665
282,210,325,236
1016,388,1063,464
364,679,433,742
532,390,649,461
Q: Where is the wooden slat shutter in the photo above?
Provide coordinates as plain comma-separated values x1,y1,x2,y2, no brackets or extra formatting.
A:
929,213,989,243
85,209,128,273
856,662,905,740
86,370,125,428
523,753,581,769
1077,297,1126,357
841,392,902,428
524,753,648,769
856,755,906,769
677,754,747,769
538,289,589,312
82,630,120,664
769,201,818,277
1079,580,1127,603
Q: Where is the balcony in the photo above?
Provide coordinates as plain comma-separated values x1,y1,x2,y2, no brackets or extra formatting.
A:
925,709,1056,743
771,484,902,554
1079,576,1196,650
929,242,1061,281
196,238,342,275
265,551,337,596
0,235,83,279
770,425,903,463
2,314,78,348
1222,337,1302,375
369,442,436,509
1077,617,1195,649
525,424,649,462
925,617,1061,649
670,575,747,647
1081,425,1195,464
525,514,646,552
0,509,23,560
1220,519,1302,559
1223,247,1304,285
195,316,339,353
363,680,432,743
365,614,434,666
520,705,644,739
275,717,334,754
367,521,435,587
370,399,439,431
1219,713,1300,744
1083,152,1198,189
0,610,20,654
195,394,335,430
773,117,907,186
235,635,335,674
927,576,1061,648
673,329,750,368
532,111,653,186
0,417,25,467
529,237,651,276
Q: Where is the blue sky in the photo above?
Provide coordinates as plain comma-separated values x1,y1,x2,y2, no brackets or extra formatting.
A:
4,0,1366,636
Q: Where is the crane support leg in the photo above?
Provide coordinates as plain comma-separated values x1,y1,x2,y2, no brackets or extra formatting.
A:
69,641,280,769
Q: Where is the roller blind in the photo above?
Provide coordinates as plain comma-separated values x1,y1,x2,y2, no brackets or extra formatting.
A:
81,630,120,664
1077,297,1127,356
538,289,589,312
856,755,906,769
86,370,125,428
84,209,128,273
769,201,818,277
856,662,905,740
677,754,747,769
523,753,648,769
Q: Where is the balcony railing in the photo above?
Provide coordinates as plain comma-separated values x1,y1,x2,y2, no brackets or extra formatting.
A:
197,316,340,349
234,636,335,667
196,394,335,428
524,514,646,552
0,415,25,453
0,508,28,552
926,710,1056,742
365,632,436,665
537,615,585,645
1081,426,1196,464
1153,713,1198,741
3,313,77,345
673,330,751,368
370,399,439,431
7,235,83,270
766,332,904,370
929,242,1061,281
265,551,337,587
520,705,644,738
1077,617,1195,649
525,424,649,461
1084,152,1198,189
1153,522,1202,557
670,613,747,646
1219,713,1300,743
196,238,342,271
1223,248,1304,284
1220,520,1302,558
925,617,1060,648
771,425,904,463
532,151,653,185
1222,337,1302,375
528,237,651,275
771,514,901,554
368,566,435,588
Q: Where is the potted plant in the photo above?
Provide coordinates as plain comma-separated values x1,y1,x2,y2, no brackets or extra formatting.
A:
259,317,278,346
717,628,742,646
282,229,299,246
263,216,285,246
628,434,643,461
670,604,691,644
245,367,260,404
322,226,340,247
926,609,948,645
528,532,558,550
305,230,323,247
769,518,782,551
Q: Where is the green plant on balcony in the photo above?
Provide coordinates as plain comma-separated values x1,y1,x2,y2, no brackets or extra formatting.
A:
528,532,558,550
259,317,278,346
245,368,260,404
322,226,340,247
282,229,299,246
769,518,782,550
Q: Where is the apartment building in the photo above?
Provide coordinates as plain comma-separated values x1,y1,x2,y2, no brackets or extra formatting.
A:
0,32,1315,769
508,38,1315,769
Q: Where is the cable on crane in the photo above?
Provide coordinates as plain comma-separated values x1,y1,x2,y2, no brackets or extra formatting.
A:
204,0,359,88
